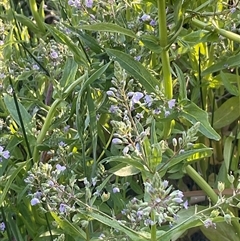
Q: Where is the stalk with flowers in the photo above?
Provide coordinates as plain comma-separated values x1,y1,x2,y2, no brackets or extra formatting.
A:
0,0,240,240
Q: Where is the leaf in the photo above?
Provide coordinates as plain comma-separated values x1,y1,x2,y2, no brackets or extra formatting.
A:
223,136,234,173
173,63,187,100
4,94,32,133
50,212,86,240
113,165,140,177
45,24,88,66
86,211,150,240
158,145,213,175
220,71,239,96
140,35,161,53
15,14,39,34
0,160,31,206
179,99,221,140
201,221,240,241
106,49,159,93
79,23,136,38
202,53,240,76
101,156,145,172
213,96,240,129
60,57,78,87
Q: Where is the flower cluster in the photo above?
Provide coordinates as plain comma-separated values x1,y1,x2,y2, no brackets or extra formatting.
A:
121,172,188,230
0,145,10,162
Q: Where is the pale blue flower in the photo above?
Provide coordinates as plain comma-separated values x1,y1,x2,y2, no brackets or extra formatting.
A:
131,92,144,104
31,197,40,206
183,200,188,209
112,138,122,145
0,146,10,162
56,164,66,171
150,19,157,26
106,90,115,96
59,203,66,213
141,14,151,21
85,0,93,8
0,222,5,231
168,99,176,109
165,110,170,117
50,51,58,59
112,187,120,193
144,218,155,226
134,55,141,61
204,219,216,229
144,94,153,107
99,233,106,240
109,105,119,114
59,141,66,147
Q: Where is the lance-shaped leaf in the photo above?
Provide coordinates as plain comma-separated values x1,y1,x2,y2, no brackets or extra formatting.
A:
106,49,159,93
179,99,220,140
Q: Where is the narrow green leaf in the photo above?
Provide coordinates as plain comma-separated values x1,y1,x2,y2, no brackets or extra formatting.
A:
173,63,187,100
158,145,212,175
202,53,240,76
45,24,88,66
223,136,234,173
180,99,221,140
140,35,161,53
106,49,159,93
15,14,39,33
220,71,239,96
113,165,140,177
0,160,30,206
86,211,150,240
50,212,86,240
4,94,32,133
213,96,240,129
60,57,78,87
101,156,145,172
80,23,136,38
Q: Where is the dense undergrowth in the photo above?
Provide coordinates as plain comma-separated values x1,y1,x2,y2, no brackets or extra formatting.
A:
0,0,240,240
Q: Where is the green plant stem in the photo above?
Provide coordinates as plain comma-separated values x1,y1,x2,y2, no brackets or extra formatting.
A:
191,18,240,43
29,0,45,33
157,0,172,99
185,165,218,203
157,0,173,138
33,98,61,163
151,211,157,241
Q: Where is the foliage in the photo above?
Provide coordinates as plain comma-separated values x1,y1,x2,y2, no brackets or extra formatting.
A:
0,0,240,240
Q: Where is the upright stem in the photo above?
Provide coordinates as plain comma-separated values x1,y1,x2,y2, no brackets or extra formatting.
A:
151,210,157,241
157,0,173,138
157,0,172,99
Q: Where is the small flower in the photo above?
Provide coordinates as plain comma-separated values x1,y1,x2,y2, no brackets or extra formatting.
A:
56,164,66,172
59,203,66,213
83,177,90,187
153,108,161,115
34,191,42,199
99,233,106,240
50,51,58,59
0,146,10,162
0,73,5,79
106,90,115,96
0,40,4,46
164,110,170,117
144,218,155,226
134,55,141,61
203,218,216,229
32,64,40,70
68,0,75,6
230,7,236,13
144,94,153,107
0,222,5,231
31,197,40,206
162,180,169,189
109,105,119,114
112,138,122,145
85,0,93,8
168,99,176,109
183,200,188,209
150,19,157,27
93,189,101,196
131,92,144,104
59,141,66,147
91,177,97,186
63,125,70,132
48,180,54,187
112,187,120,193
140,14,151,22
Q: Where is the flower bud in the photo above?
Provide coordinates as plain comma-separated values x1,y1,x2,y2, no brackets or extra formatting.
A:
101,192,110,202
172,138,177,147
227,174,235,184
218,181,225,193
